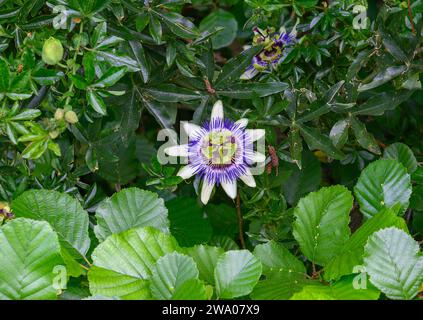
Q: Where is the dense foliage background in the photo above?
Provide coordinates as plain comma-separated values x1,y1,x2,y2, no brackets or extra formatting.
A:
0,0,422,300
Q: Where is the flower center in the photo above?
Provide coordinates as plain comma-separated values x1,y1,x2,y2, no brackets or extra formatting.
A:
200,129,238,166
259,45,283,62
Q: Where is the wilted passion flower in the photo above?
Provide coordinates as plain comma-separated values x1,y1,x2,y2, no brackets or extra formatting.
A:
164,100,265,204
241,27,296,80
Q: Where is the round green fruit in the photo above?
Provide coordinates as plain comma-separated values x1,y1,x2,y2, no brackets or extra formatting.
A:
64,110,78,124
42,37,64,65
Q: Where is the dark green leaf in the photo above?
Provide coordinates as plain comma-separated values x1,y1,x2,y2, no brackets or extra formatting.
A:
215,45,262,87
217,82,289,99
298,124,345,160
199,9,237,49
87,90,107,115
92,66,127,88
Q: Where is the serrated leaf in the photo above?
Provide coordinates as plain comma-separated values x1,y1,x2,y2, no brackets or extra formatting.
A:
253,241,306,275
251,271,310,300
383,142,417,174
150,252,199,300
0,218,63,300
293,185,353,266
88,226,179,299
171,279,207,300
167,197,212,247
329,274,380,300
210,235,239,251
214,250,262,299
324,208,408,281
290,274,380,300
354,159,411,218
253,228,318,301
290,285,335,300
12,190,90,258
364,227,423,300
94,188,169,241
88,265,151,300
185,245,224,285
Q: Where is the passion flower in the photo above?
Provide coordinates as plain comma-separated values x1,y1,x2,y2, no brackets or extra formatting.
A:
42,37,64,65
241,27,296,80
0,202,13,220
64,110,78,124
164,100,265,204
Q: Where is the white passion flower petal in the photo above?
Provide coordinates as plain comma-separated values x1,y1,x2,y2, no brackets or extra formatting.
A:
239,168,256,187
246,129,265,142
211,100,224,120
221,180,237,199
240,67,259,80
200,179,214,205
164,145,189,157
182,122,202,138
177,165,196,180
235,118,248,129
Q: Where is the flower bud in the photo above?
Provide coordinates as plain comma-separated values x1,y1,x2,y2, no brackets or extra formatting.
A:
54,108,65,120
42,37,64,65
64,110,78,124
49,130,60,139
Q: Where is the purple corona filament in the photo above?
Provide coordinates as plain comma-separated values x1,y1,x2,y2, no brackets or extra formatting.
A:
241,27,296,80
164,100,266,204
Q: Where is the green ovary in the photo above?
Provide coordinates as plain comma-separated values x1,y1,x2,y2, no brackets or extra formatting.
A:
201,131,238,165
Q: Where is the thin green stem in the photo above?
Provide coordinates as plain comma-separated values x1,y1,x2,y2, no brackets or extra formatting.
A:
64,21,84,107
235,191,246,249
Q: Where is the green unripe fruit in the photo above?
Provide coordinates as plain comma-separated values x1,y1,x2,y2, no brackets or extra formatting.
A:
49,130,60,139
42,37,64,65
64,110,78,124
54,108,65,121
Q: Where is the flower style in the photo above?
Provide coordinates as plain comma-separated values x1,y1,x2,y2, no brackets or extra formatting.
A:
164,100,266,204
241,27,296,80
